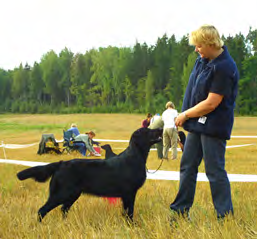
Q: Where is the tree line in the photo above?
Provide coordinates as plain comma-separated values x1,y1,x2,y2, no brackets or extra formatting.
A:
0,28,256,115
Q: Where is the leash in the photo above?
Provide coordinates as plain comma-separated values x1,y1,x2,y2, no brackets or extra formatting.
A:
146,159,164,174
146,129,182,174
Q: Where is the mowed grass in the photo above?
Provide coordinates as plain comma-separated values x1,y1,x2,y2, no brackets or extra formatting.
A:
0,114,256,239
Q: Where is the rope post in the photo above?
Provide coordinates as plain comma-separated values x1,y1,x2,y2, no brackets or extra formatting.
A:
2,141,7,159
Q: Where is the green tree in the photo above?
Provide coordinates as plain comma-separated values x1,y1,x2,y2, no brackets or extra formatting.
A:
0,69,11,110
59,48,74,106
29,62,44,103
223,34,247,77
181,52,197,95
238,55,257,115
70,53,87,107
112,47,132,104
128,42,149,86
1,29,256,115
41,50,61,105
123,75,134,104
145,70,154,112
246,27,257,55
11,63,30,101
90,47,119,105
151,34,171,91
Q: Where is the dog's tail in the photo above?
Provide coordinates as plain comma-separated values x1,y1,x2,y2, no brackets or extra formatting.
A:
17,161,62,182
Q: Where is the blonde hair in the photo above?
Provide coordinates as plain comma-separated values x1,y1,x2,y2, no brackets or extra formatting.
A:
71,123,77,128
166,101,175,109
189,25,224,49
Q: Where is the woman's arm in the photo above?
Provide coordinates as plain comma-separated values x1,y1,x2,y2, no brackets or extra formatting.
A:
84,136,95,153
176,92,223,127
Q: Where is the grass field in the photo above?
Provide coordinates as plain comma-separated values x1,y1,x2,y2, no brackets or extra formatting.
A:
0,114,256,239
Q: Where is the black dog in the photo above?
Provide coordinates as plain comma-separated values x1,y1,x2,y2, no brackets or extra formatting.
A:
101,144,117,159
17,127,162,222
178,131,186,152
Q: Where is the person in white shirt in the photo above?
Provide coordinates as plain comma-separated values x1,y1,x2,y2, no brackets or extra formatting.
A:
162,101,178,160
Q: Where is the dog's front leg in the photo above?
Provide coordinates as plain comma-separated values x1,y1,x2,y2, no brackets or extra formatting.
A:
122,192,136,221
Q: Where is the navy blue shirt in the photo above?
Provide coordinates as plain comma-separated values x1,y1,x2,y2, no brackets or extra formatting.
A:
182,46,239,140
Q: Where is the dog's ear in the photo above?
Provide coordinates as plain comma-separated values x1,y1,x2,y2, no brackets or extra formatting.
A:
131,128,149,147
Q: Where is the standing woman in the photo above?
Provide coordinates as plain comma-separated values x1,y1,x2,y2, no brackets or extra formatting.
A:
162,101,178,160
170,25,239,219
141,113,152,128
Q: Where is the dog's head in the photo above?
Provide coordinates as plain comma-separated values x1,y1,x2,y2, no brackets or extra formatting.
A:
101,144,111,151
130,127,163,149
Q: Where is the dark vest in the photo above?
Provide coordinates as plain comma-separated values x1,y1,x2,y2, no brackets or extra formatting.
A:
182,46,239,140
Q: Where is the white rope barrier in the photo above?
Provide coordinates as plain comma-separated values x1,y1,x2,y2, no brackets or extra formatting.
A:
0,135,255,150
94,139,129,142
149,144,255,151
0,158,256,182
0,143,37,149
94,136,257,141
0,159,48,167
0,136,254,165
231,136,257,138
146,170,257,182
225,144,255,148
0,142,254,150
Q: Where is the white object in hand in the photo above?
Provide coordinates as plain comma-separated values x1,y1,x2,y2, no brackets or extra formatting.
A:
94,153,101,157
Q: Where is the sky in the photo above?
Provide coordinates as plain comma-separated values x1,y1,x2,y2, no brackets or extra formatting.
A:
0,0,256,70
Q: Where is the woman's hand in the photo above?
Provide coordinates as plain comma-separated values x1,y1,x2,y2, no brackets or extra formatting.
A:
175,112,188,127
90,151,101,157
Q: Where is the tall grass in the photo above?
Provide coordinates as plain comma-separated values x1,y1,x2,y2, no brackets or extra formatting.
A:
0,114,256,238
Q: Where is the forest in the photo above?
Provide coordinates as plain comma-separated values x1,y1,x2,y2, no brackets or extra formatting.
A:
0,28,256,115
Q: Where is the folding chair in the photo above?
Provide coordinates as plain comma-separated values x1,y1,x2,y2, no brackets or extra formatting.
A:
63,130,85,154
37,134,62,155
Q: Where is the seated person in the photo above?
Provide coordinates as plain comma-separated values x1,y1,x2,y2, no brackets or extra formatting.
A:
67,123,80,137
74,131,101,157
